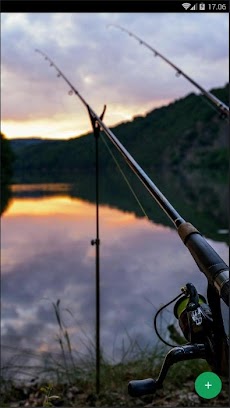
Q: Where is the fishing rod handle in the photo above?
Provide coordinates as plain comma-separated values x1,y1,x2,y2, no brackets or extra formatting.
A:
178,223,229,306
218,278,229,307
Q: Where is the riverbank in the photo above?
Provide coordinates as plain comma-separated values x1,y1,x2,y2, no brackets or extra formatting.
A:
1,356,229,407
1,299,229,407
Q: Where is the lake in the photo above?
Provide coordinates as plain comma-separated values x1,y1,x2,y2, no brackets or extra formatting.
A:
1,183,229,381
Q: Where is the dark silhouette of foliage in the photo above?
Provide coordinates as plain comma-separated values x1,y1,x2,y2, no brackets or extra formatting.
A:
1,132,14,185
1,133,14,215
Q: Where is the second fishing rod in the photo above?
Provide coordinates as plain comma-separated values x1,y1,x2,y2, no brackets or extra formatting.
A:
36,49,229,307
108,24,229,120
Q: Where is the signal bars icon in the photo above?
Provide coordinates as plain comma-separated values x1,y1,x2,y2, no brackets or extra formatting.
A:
190,4,198,10
182,3,191,9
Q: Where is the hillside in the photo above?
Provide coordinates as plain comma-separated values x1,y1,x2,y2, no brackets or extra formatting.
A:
11,84,229,180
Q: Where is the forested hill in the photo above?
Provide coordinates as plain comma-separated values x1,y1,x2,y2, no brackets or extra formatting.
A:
11,83,228,181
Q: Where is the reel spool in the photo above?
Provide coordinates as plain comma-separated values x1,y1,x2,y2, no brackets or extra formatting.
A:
174,285,213,343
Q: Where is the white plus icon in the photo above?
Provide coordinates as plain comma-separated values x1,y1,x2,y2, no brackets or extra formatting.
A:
205,382,212,390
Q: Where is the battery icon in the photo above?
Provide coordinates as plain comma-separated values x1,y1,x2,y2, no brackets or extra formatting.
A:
199,3,205,10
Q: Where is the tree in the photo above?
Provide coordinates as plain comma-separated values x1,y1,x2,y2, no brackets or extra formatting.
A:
1,133,14,215
1,132,14,185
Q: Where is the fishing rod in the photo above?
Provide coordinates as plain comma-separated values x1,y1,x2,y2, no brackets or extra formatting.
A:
108,24,229,120
36,50,229,396
36,48,228,306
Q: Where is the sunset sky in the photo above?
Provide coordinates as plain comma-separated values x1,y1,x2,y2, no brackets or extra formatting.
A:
1,12,229,140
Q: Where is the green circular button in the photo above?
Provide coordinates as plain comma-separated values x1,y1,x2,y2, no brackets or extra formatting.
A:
195,372,222,399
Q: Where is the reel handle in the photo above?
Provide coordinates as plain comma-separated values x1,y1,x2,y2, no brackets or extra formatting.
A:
128,378,158,397
128,344,206,398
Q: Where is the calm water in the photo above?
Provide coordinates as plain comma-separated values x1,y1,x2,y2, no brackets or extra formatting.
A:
1,183,229,380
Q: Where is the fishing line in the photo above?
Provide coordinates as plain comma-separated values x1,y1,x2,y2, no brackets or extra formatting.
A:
153,293,184,348
100,133,149,219
108,24,229,121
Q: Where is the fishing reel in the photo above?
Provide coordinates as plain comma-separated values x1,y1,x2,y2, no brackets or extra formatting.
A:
128,282,229,398
174,283,213,344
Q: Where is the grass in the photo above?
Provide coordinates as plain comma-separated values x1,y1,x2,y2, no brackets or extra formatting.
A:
1,300,229,407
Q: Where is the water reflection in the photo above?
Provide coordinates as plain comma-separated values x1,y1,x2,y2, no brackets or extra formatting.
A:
1,186,229,380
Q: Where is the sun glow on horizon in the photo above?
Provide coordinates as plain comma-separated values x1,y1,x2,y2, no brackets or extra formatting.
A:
1,99,171,140
1,119,89,140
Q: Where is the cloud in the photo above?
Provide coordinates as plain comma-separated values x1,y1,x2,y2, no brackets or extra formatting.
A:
1,12,229,138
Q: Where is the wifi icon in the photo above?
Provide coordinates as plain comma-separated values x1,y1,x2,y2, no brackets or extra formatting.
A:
182,2,191,9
